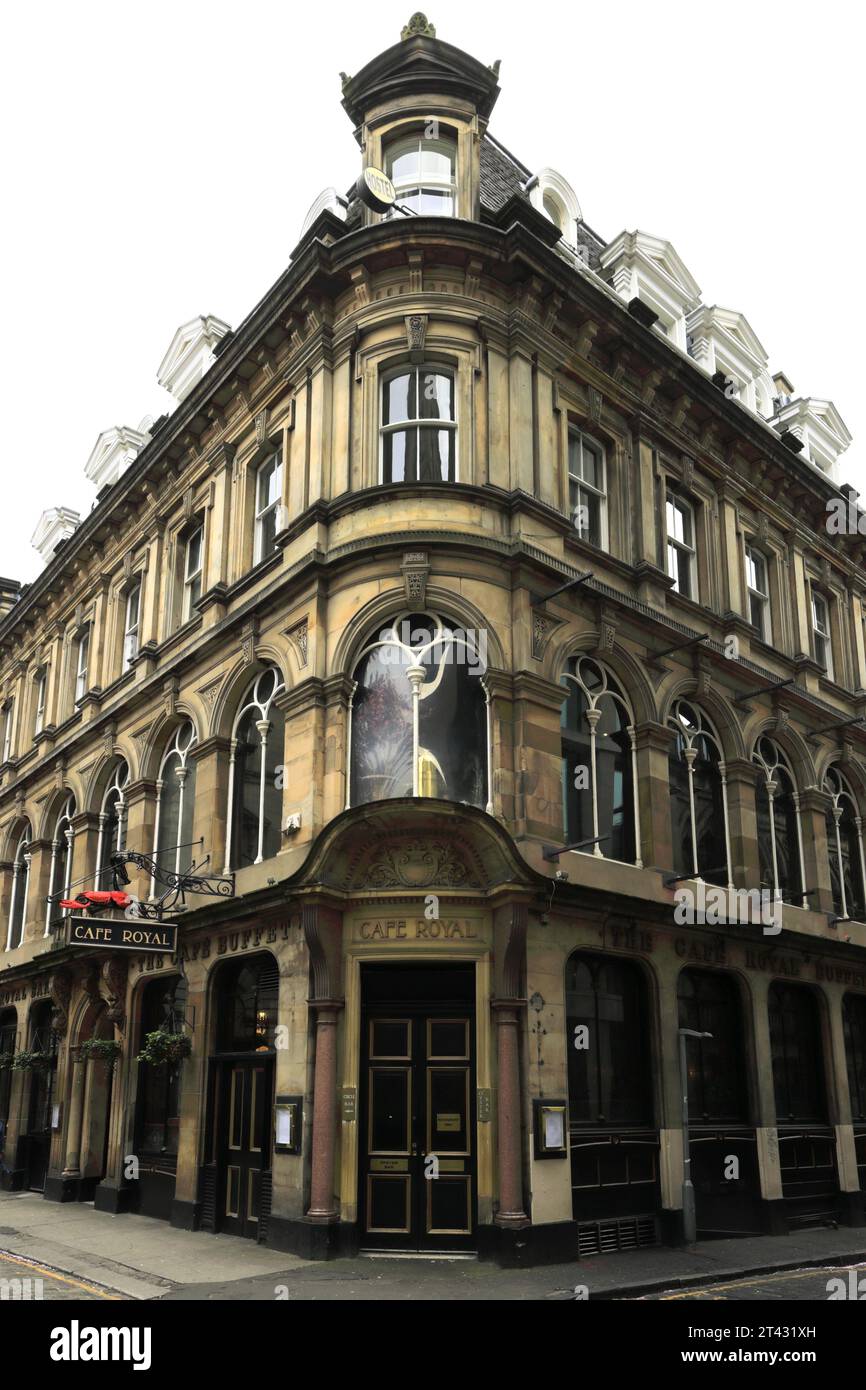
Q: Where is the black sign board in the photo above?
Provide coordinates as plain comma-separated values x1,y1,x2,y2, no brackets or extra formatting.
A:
65,916,177,954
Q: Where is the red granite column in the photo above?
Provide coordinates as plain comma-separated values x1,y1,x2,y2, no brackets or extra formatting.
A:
306,1001,342,1222
492,1000,529,1226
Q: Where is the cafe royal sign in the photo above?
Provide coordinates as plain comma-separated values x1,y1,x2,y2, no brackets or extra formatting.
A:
66,916,177,954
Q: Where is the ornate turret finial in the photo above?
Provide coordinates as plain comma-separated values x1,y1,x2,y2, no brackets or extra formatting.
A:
401,13,436,40
339,71,352,90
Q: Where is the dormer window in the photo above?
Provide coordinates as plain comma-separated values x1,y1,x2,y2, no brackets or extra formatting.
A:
384,132,456,216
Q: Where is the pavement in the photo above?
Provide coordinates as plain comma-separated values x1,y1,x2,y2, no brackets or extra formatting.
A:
0,1189,865,1300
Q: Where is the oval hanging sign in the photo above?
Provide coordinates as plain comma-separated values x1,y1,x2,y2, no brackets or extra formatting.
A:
356,166,396,213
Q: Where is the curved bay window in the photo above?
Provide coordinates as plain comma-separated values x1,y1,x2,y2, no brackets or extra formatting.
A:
215,956,279,1053
560,657,639,865
96,760,129,886
668,700,730,887
769,983,826,1123
380,366,456,484
823,767,866,922
753,738,805,907
349,611,488,810
226,667,286,870
133,976,185,1221
678,970,748,1122
384,131,456,216
566,952,658,1233
6,823,31,951
45,794,75,936
152,723,198,892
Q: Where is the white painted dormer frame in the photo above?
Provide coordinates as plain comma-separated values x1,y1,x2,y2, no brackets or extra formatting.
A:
686,305,772,416
528,168,582,247
599,231,701,351
157,315,231,404
769,397,852,483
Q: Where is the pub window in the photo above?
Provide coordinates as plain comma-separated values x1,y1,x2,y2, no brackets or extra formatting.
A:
768,983,826,1122
349,610,488,810
667,700,730,887
1,698,14,764
745,544,771,642
226,667,286,870
74,627,90,703
823,767,866,922
843,993,866,1122
45,794,75,936
135,976,186,1157
566,952,652,1125
380,366,456,484
254,452,283,563
215,955,279,1052
666,492,696,599
560,656,640,865
123,581,141,670
5,823,31,951
753,738,805,906
96,759,129,886
567,429,606,548
152,723,197,888
677,969,748,1122
182,524,204,623
384,131,457,216
33,668,47,736
810,588,833,679
0,1008,17,1158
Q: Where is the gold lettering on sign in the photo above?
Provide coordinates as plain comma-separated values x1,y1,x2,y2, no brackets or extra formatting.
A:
354,919,480,943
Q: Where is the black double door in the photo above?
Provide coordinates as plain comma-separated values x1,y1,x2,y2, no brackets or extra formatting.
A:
360,965,476,1252
26,1062,55,1192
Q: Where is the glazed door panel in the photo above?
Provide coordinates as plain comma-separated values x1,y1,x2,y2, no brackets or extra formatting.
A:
361,1011,475,1251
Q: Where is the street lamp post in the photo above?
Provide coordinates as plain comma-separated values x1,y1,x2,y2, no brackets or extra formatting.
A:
679,1026,713,1244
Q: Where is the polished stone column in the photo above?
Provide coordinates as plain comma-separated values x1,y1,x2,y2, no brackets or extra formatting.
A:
62,1048,88,1178
492,1000,528,1227
306,1001,343,1222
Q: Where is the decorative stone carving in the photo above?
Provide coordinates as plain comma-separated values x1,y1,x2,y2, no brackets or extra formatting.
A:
681,454,695,491
360,840,475,890
49,968,73,1037
99,957,128,1030
401,552,430,607
198,677,224,716
401,12,436,39
240,619,258,665
405,314,428,356
286,618,309,668
588,387,603,424
255,409,270,446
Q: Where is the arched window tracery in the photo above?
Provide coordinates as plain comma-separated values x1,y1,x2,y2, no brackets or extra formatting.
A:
348,611,489,811
667,700,731,888
752,738,806,908
225,667,286,870
823,767,866,922
560,656,640,865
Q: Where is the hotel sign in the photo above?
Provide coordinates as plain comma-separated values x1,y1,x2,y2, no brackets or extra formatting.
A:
65,916,177,954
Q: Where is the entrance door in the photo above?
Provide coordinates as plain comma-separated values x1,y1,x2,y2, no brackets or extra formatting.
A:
214,1057,273,1239
360,965,476,1252
26,1062,55,1192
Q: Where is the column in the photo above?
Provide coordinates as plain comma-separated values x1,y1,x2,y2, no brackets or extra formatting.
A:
306,1001,343,1223
491,1001,529,1227
826,990,865,1226
633,721,676,871
62,1048,88,1181
749,975,787,1233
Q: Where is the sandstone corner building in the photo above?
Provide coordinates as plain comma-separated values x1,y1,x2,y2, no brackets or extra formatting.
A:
1,15,866,1265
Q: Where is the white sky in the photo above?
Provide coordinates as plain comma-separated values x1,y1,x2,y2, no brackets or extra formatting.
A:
2,0,862,585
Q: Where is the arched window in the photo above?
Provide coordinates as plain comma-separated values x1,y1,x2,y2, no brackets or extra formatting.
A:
843,993,866,1124
823,768,866,922
677,969,748,1122
753,738,805,907
96,760,129,886
45,794,75,935
152,723,197,890
6,823,31,951
384,131,456,216
225,667,286,870
667,700,730,887
349,611,488,810
768,983,826,1122
215,955,279,1052
560,657,639,865
565,952,652,1125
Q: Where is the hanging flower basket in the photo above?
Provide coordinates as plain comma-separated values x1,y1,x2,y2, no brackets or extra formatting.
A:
12,1050,53,1071
136,1029,191,1068
0,1052,14,1071
78,1038,122,1067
